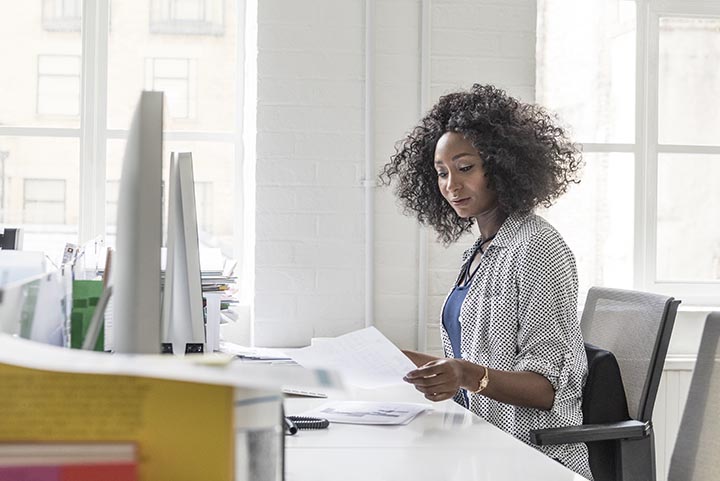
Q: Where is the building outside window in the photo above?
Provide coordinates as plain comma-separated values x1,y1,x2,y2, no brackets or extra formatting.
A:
149,0,224,35
42,0,81,32
144,58,196,120
24,178,66,224
37,55,81,117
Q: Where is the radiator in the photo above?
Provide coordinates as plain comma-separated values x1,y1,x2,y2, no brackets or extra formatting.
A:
653,356,696,481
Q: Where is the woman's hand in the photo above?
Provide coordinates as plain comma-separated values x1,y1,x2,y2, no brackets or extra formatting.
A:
403,358,464,402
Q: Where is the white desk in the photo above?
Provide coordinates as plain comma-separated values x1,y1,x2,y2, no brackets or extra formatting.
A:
284,384,586,481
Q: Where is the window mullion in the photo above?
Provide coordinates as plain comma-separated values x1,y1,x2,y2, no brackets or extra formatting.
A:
645,6,661,293
79,0,109,244
634,0,651,291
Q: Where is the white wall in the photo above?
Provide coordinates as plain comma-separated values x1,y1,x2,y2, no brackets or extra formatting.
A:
254,0,537,348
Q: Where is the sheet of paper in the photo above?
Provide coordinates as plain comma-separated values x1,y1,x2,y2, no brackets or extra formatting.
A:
300,401,428,425
285,326,417,388
219,340,293,362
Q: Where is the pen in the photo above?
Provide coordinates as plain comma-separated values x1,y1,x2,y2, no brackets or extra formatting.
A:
284,416,298,435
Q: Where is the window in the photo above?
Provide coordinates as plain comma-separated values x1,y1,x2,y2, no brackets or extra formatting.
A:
537,0,720,305
150,0,224,35
106,180,119,228
42,0,81,31
144,58,196,120
0,1,250,276
24,179,66,224
37,55,81,117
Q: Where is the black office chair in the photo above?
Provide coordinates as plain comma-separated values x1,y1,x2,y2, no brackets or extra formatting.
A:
667,312,720,481
530,287,680,481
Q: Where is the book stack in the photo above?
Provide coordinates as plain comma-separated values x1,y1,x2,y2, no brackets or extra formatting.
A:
200,261,239,353
0,442,137,481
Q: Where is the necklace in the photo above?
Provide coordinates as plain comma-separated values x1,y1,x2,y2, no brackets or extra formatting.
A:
456,234,497,287
478,233,497,254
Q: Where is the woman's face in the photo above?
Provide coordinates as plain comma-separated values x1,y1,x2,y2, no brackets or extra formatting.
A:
434,131,498,219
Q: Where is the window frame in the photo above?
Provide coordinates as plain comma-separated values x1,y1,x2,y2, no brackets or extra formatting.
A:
149,0,225,36
144,57,197,120
23,178,67,224
539,0,720,306
36,54,82,117
42,0,82,32
0,0,250,297
636,0,720,305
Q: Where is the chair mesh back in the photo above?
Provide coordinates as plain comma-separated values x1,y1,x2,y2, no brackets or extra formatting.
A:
580,287,673,421
668,312,720,481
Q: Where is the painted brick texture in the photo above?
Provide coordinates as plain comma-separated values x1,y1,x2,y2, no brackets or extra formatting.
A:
255,0,536,348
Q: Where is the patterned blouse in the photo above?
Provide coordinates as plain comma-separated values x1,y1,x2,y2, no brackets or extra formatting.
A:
440,211,592,480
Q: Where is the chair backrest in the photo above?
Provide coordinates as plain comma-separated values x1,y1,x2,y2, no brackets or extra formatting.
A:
580,287,679,421
667,312,720,481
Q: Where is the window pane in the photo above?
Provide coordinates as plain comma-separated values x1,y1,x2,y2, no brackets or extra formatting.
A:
25,201,66,224
174,0,203,21
658,17,720,146
153,58,189,77
42,0,81,31
0,4,81,127
105,138,235,258
153,77,191,118
0,136,79,263
539,153,635,302
24,178,65,201
657,154,720,282
108,0,234,131
150,0,224,35
537,0,636,143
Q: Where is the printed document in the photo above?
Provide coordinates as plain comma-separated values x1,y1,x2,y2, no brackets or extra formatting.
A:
300,401,428,425
286,326,417,388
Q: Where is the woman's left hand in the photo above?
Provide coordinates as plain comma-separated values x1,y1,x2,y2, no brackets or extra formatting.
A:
403,358,464,402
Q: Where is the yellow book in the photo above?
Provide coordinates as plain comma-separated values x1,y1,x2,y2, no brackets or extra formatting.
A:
0,362,234,481
0,334,341,481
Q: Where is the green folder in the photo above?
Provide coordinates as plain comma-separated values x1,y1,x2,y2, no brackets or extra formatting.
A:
70,280,105,351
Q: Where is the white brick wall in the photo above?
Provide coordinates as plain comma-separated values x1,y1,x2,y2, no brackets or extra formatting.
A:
254,0,536,348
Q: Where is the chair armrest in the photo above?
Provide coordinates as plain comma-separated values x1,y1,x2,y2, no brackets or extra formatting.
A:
530,420,651,446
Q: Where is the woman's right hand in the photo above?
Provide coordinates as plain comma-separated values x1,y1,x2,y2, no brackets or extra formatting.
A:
401,349,441,368
403,358,464,402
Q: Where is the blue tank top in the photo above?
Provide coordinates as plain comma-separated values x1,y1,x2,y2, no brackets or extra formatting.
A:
442,243,485,409
442,285,470,359
443,242,484,358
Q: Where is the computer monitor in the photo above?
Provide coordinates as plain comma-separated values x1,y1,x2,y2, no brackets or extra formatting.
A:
112,91,163,354
0,228,23,250
161,152,205,354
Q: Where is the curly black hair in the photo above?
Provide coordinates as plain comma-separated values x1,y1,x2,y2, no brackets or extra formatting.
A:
379,84,582,245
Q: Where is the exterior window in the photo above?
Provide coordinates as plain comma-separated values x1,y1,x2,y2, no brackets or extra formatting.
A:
537,0,720,305
106,180,119,227
37,55,81,117
149,0,224,35
42,0,81,31
24,179,66,224
145,58,196,120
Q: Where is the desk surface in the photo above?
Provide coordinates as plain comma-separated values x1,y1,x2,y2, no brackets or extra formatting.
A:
284,384,586,481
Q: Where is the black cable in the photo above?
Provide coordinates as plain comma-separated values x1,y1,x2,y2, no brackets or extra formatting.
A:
286,416,330,430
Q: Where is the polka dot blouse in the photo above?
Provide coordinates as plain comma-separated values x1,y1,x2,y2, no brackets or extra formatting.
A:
441,211,592,480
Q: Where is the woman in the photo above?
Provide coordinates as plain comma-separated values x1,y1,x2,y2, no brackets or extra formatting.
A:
379,84,591,479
